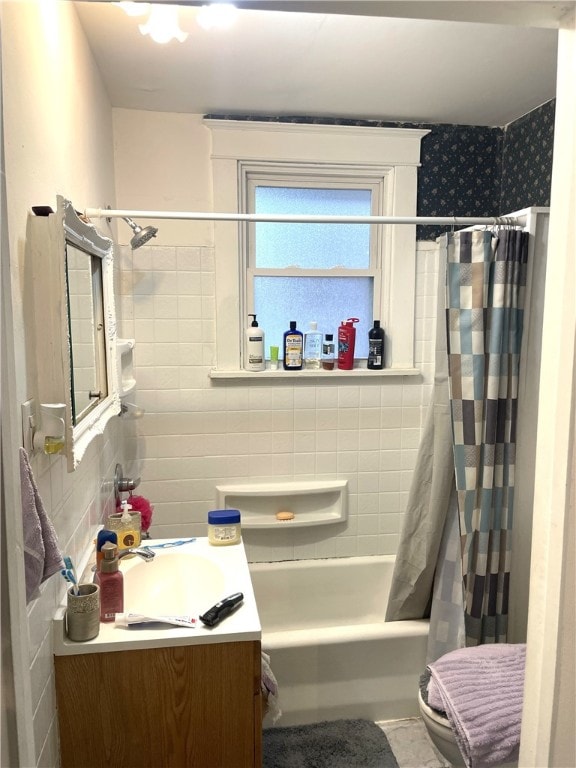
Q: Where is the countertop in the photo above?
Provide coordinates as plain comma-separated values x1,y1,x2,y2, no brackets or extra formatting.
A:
53,537,261,656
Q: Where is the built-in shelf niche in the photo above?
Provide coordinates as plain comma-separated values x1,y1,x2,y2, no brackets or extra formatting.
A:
116,338,136,398
215,480,348,529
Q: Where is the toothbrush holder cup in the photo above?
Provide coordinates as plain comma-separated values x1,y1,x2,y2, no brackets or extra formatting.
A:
66,583,100,642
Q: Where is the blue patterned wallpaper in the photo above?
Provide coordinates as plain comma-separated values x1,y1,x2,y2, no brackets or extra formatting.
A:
415,124,502,240
500,99,555,215
206,101,555,240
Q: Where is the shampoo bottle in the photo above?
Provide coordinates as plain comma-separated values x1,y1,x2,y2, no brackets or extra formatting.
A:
304,321,322,369
244,314,265,371
283,321,303,370
337,318,359,370
367,320,385,370
95,542,124,622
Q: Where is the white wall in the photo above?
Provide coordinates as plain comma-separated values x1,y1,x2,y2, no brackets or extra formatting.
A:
1,2,122,763
520,10,576,767
113,109,438,561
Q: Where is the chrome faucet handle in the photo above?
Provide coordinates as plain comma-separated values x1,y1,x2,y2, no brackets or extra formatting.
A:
118,476,141,493
114,463,141,502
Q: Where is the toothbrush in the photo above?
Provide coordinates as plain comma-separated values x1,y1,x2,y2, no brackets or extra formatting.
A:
146,538,197,549
61,568,79,595
63,556,78,589
64,557,78,584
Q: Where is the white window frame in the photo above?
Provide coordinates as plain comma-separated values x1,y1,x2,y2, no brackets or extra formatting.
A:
244,168,385,347
206,119,429,375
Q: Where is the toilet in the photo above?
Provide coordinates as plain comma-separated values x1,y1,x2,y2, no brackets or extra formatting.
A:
418,688,519,768
417,688,466,766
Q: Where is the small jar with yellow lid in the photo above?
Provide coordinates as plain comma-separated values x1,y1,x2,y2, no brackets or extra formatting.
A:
207,509,241,546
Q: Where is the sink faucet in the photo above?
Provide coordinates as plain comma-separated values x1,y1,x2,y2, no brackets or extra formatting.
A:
118,547,155,562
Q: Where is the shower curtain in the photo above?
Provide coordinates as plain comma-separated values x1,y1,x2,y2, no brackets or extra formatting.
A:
447,229,528,645
385,242,455,625
387,228,529,653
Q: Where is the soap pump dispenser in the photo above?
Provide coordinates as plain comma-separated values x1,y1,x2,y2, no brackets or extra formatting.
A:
244,314,265,371
117,499,141,551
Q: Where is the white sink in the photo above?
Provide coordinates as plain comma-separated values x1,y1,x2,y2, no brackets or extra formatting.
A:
121,551,226,616
54,537,261,655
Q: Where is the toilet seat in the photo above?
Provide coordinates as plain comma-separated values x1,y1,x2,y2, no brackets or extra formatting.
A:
417,689,466,767
417,689,449,727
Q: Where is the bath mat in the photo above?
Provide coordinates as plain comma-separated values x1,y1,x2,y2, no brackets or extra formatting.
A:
262,718,399,768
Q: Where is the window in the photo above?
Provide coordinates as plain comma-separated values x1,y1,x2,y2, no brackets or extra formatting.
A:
246,174,383,358
207,120,428,374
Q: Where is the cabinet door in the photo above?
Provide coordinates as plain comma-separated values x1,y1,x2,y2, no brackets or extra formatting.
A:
55,641,261,768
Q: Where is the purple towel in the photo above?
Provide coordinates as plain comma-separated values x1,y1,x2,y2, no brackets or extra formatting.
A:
427,643,526,768
20,448,64,603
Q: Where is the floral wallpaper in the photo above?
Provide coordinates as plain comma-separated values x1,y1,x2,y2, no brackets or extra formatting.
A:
415,124,502,240
206,100,555,241
500,99,555,215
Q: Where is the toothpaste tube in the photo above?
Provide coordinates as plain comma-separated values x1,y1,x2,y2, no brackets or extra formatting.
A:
115,612,196,629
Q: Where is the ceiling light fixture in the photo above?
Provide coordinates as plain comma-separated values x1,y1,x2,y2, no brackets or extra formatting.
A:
138,4,188,44
196,3,238,31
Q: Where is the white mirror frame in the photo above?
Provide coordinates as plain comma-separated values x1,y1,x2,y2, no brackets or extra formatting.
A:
27,195,120,470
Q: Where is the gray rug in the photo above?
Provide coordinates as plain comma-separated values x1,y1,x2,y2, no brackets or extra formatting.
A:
262,718,399,768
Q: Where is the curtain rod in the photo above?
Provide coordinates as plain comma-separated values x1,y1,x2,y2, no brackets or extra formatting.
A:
84,208,526,227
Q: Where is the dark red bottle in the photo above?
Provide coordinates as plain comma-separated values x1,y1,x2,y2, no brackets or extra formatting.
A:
337,318,359,370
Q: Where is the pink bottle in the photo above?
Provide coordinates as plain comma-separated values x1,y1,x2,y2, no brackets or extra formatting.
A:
337,318,359,370
95,542,124,622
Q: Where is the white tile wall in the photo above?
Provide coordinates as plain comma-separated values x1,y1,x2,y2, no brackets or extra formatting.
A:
120,241,440,562
25,418,123,764
25,234,442,763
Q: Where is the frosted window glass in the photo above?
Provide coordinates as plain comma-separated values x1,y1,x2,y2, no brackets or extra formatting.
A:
254,187,371,269
254,276,373,359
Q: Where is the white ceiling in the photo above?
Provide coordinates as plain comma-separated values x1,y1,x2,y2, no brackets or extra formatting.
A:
74,1,559,127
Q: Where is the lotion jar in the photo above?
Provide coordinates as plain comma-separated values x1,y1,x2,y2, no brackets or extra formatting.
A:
208,509,241,546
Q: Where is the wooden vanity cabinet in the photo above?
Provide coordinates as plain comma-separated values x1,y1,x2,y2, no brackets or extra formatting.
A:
55,640,262,768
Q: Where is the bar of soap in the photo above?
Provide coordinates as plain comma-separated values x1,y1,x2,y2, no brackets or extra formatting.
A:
275,510,294,521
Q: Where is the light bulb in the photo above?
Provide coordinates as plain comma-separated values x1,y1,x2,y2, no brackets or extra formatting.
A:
114,2,150,17
197,3,238,31
139,5,188,43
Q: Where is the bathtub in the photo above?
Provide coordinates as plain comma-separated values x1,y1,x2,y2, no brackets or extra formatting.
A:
249,555,429,727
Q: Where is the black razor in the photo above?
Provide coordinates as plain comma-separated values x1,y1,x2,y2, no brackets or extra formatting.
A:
199,592,244,627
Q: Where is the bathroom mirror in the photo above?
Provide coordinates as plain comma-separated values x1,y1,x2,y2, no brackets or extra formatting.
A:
66,242,108,423
27,195,120,470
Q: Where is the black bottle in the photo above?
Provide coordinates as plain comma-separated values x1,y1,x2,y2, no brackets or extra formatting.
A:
367,320,385,370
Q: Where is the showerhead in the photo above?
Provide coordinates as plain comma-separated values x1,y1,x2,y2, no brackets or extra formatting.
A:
122,216,158,249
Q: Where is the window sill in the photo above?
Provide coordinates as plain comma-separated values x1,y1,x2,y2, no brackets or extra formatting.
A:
209,367,420,381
